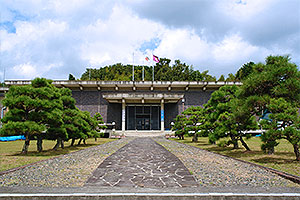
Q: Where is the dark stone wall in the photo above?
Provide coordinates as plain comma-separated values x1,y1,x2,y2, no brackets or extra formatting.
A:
107,103,122,130
184,90,213,108
72,90,108,121
71,89,214,130
164,103,178,130
164,90,213,129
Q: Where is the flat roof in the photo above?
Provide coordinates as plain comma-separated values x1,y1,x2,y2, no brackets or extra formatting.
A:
4,80,242,91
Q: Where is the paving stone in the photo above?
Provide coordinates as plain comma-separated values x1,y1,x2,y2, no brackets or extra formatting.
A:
85,138,199,188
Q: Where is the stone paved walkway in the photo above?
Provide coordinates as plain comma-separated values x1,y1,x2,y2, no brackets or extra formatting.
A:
85,138,198,188
0,137,299,189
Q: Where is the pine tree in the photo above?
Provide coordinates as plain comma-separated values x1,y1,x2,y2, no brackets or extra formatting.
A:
1,78,63,153
182,106,205,142
239,55,300,155
203,85,257,150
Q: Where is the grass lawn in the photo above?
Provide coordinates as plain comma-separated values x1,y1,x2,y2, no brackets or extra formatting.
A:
171,136,300,177
0,138,116,172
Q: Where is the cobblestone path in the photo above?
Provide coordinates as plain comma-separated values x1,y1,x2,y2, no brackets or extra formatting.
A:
85,138,198,188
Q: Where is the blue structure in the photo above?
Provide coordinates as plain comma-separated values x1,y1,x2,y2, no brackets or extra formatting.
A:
0,135,25,142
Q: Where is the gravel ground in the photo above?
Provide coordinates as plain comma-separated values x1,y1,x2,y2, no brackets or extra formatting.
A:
0,138,133,187
154,137,299,188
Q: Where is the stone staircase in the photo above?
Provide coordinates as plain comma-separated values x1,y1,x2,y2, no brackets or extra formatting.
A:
112,130,174,137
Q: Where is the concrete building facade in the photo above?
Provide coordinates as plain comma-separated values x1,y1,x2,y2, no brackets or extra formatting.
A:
4,81,242,132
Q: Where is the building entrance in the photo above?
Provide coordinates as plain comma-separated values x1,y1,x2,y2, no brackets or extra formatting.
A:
126,105,160,130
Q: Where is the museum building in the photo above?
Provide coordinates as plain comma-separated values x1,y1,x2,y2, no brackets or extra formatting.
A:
4,81,241,132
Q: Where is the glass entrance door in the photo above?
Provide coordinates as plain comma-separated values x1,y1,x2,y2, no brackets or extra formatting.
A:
126,105,160,130
136,115,150,130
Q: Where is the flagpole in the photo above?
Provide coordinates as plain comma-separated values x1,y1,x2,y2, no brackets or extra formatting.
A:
152,54,159,82
153,65,155,82
152,54,154,82
132,52,134,81
142,59,145,81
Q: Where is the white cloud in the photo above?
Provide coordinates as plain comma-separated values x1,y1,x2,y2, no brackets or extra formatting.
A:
11,62,61,79
12,63,37,78
220,0,275,21
212,34,258,63
0,0,299,81
155,29,211,62
79,5,164,66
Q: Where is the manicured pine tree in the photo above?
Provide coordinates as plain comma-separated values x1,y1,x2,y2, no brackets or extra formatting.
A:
261,98,300,160
76,111,95,145
239,55,300,154
59,87,85,146
1,78,63,153
172,115,188,140
203,85,257,150
93,112,107,141
182,106,205,142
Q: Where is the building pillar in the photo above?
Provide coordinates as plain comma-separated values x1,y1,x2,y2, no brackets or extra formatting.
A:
161,99,164,131
122,99,126,132
181,98,185,113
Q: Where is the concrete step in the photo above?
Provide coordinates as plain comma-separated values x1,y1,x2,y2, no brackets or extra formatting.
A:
113,130,174,137
2,193,300,200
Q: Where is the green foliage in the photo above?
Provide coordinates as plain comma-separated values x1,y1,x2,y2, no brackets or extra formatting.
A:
60,89,105,142
1,78,105,153
182,106,206,141
235,62,255,81
225,73,236,82
239,55,300,157
240,56,300,108
172,106,206,141
218,75,225,81
261,98,300,160
172,115,188,139
68,74,76,80
80,58,216,81
93,112,107,130
203,85,257,150
1,78,64,153
0,121,45,137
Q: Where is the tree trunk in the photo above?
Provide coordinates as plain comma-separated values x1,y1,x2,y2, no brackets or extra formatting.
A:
53,137,62,150
192,133,198,142
267,146,275,155
83,139,86,145
240,137,251,151
293,144,300,161
61,140,64,149
95,137,97,141
178,134,184,140
36,135,43,152
77,138,82,145
230,135,239,149
71,138,75,146
21,135,30,154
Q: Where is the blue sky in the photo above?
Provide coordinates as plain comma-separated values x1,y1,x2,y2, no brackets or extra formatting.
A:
0,0,299,80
